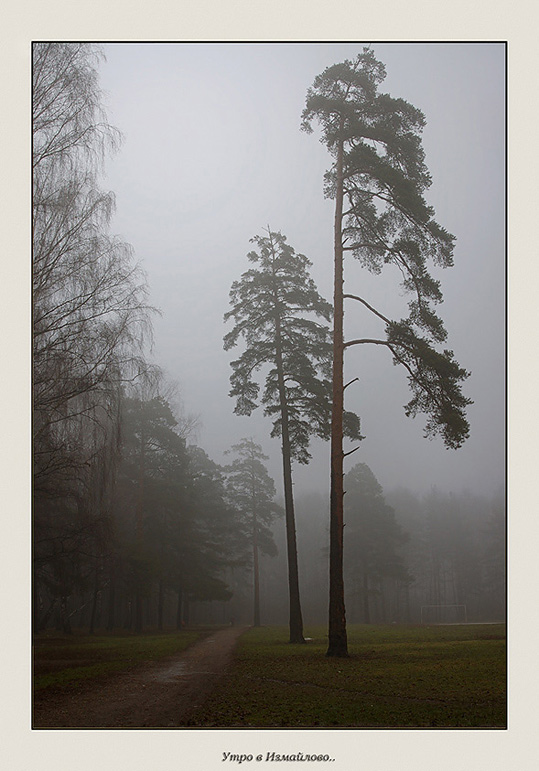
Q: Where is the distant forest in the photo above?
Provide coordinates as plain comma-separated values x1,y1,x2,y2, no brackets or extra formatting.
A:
258,480,505,629
35,390,505,632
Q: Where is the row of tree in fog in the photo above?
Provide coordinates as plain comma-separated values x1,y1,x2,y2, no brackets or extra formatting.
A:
35,379,281,634
255,477,504,629
31,43,273,633
30,45,283,636
35,369,503,633
33,43,494,642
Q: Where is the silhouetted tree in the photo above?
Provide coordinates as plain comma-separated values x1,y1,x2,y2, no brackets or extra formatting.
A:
115,393,235,631
180,445,238,620
302,48,471,655
33,43,150,493
224,229,360,643
115,393,189,630
32,43,151,632
225,439,281,627
344,464,410,623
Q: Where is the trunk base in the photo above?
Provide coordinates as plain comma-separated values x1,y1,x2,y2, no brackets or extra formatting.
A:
289,635,306,644
326,646,349,658
326,630,349,657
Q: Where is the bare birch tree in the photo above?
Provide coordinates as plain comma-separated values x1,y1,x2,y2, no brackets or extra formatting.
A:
33,43,152,630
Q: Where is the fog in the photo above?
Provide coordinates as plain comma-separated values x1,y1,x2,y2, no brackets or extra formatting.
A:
99,42,504,501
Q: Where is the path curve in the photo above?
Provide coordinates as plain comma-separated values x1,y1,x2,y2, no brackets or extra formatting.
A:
33,626,247,728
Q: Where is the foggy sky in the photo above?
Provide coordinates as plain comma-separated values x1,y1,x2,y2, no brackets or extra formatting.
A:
99,42,505,500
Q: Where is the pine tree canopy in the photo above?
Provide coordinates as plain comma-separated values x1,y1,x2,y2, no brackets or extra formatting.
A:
302,48,471,449
344,463,410,583
224,438,281,559
224,230,362,463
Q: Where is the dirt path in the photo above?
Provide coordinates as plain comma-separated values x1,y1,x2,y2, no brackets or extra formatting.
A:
33,626,247,729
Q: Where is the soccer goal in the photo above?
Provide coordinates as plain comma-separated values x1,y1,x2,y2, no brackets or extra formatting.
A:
420,604,468,625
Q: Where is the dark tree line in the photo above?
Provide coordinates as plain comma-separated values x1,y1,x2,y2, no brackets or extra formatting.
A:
344,464,411,625
33,43,151,633
225,438,282,628
109,391,238,633
257,470,504,628
32,44,280,634
385,485,505,624
35,384,280,633
346,474,504,625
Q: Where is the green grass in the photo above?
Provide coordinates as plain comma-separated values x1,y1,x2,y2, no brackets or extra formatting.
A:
186,624,506,728
33,627,210,692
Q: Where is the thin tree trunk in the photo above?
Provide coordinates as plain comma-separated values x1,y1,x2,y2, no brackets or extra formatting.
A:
36,596,57,633
134,592,143,633
176,587,183,629
134,405,145,634
33,579,42,634
268,249,305,644
183,596,190,627
145,595,150,628
362,571,370,624
89,565,99,635
279,436,305,643
157,579,164,631
253,518,261,627
106,565,116,632
328,130,348,657
379,579,387,623
60,595,72,634
123,598,132,630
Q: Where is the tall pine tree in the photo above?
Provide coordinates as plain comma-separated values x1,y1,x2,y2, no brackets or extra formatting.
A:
302,48,471,656
224,230,360,642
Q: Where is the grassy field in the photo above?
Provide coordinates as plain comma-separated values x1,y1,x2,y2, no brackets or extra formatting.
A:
33,627,209,692
186,624,506,728
33,623,506,728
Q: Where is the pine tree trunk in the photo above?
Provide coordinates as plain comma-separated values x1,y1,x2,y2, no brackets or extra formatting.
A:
270,271,305,644
280,438,305,643
327,130,348,657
